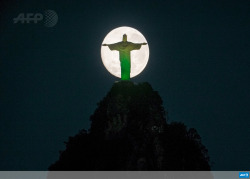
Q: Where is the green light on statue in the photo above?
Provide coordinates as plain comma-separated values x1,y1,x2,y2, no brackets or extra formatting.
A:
101,27,149,80
102,34,147,80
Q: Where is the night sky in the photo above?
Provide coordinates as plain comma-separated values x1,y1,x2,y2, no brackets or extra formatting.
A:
0,0,249,171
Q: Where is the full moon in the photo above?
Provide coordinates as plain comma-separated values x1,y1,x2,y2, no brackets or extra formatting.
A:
101,26,149,78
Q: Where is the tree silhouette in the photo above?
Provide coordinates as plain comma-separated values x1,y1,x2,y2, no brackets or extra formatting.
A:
49,81,211,171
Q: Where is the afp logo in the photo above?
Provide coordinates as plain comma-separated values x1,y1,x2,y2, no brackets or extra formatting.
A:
13,10,58,27
239,172,249,178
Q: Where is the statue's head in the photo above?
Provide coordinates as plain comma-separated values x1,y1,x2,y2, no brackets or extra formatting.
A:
123,34,127,42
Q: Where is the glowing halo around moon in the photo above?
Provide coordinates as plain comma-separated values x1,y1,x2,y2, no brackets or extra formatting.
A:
101,26,149,79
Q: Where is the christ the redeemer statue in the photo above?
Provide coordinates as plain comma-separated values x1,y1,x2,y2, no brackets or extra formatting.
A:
102,34,147,81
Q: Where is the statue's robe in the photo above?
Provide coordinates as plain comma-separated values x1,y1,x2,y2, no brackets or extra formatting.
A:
107,42,142,80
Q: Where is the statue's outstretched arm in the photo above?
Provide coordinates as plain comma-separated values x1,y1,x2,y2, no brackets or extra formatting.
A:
102,43,119,51
102,43,116,46
141,42,147,45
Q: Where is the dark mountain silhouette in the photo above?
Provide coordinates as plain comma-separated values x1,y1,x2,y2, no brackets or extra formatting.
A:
49,81,211,171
